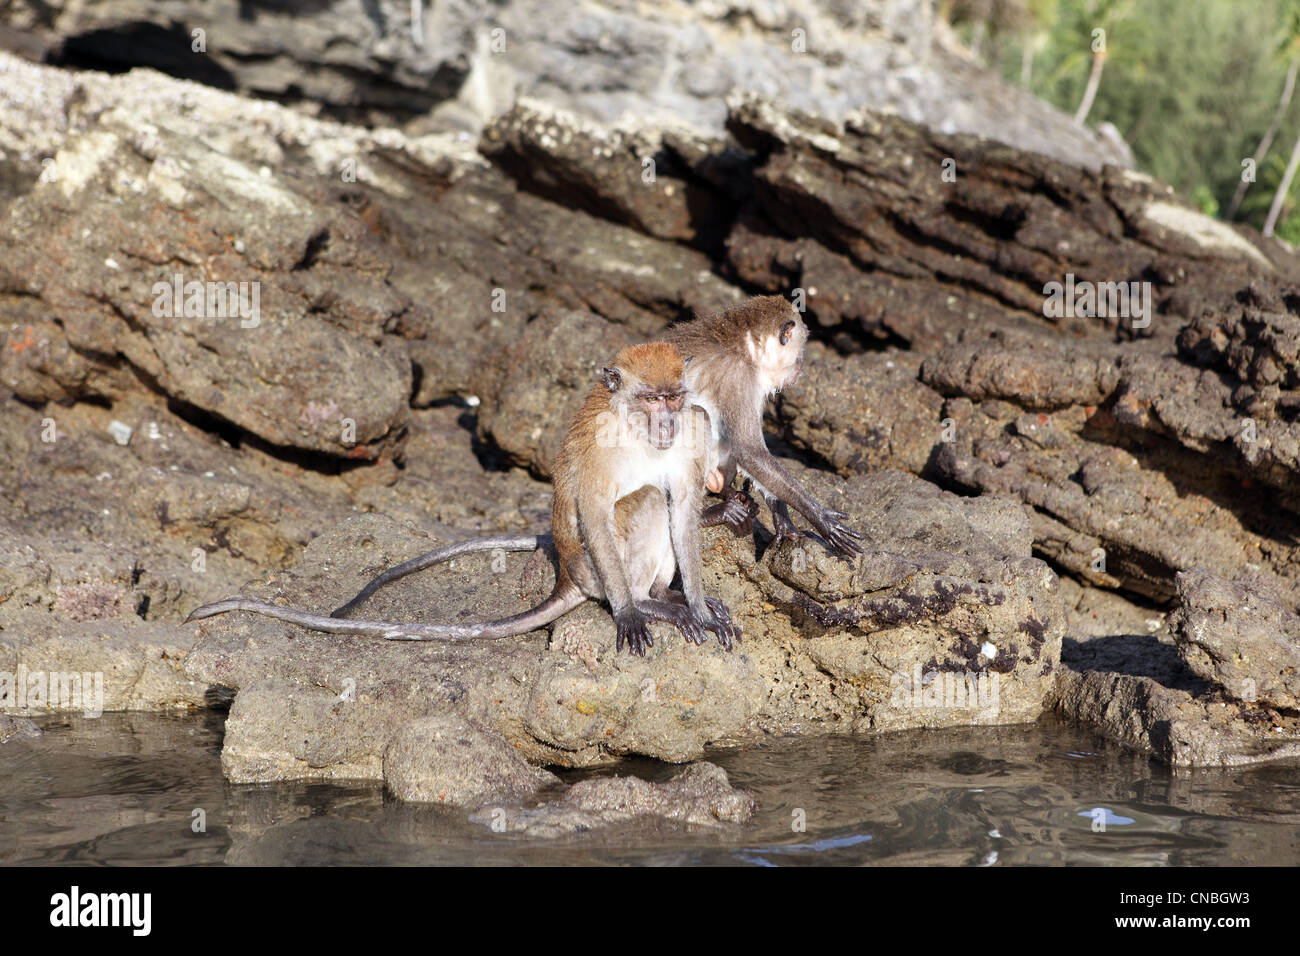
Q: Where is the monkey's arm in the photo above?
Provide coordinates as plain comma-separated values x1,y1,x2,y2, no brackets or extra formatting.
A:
331,534,545,618
728,414,863,558
667,458,741,650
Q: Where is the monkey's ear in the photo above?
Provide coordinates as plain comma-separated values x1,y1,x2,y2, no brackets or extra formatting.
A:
600,367,622,392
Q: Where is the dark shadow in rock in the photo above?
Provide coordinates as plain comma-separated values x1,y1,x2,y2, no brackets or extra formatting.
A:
1061,633,1210,695
437,400,517,475
202,685,236,714
50,24,237,90
238,0,338,20
1089,412,1300,548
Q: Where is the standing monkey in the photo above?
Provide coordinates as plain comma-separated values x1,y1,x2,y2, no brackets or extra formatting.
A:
664,295,863,558
187,343,739,656
328,296,862,622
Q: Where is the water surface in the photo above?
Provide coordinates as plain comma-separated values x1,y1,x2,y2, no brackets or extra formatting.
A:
2,712,1297,865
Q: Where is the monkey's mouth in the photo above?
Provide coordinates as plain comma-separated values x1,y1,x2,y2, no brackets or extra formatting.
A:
649,413,677,450
779,358,803,388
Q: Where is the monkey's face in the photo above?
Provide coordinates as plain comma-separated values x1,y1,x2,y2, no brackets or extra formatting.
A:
635,386,687,450
748,304,809,392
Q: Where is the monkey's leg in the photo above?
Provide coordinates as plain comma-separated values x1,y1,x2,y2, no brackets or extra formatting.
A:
587,489,662,658
666,432,743,651
648,476,737,645
763,493,805,544
611,488,707,651
332,534,545,618
186,582,583,642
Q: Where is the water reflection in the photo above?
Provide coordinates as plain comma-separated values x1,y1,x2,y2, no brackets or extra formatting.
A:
0,712,1297,865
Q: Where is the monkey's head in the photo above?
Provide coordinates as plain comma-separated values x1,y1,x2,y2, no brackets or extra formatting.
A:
740,295,809,393
601,342,690,451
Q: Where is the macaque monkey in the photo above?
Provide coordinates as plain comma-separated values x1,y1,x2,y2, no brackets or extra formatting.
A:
187,343,739,656
327,296,860,620
665,295,862,558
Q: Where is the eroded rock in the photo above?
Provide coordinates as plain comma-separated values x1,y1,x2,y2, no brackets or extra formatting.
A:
469,761,755,837
1172,569,1300,711
384,712,559,805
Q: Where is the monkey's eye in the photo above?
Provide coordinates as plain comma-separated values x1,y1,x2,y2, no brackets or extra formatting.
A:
779,320,796,346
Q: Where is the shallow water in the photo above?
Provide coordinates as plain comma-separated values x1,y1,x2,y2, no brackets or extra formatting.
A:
2,711,1298,866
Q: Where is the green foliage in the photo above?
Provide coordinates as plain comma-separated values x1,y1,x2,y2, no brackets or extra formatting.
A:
1189,183,1219,218
949,0,1300,235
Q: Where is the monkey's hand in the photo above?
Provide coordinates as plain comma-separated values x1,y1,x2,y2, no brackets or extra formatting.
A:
812,508,864,559
614,607,655,657
702,597,742,651
702,489,760,536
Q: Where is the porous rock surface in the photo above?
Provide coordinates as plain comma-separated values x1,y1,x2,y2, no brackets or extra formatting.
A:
2,45,1299,805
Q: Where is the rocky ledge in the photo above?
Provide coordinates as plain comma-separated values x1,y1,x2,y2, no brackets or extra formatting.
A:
2,49,1298,818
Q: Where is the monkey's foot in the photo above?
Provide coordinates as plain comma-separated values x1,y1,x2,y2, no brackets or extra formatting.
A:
703,597,742,651
614,608,655,657
770,506,808,546
701,489,759,536
636,598,708,647
638,592,740,650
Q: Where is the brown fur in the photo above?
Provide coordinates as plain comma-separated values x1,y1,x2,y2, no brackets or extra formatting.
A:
666,295,793,353
189,342,739,653
663,295,863,558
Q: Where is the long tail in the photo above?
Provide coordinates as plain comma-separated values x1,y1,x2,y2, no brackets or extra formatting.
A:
331,534,547,618
184,585,584,642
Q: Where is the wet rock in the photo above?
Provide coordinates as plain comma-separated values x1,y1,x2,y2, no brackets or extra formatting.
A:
0,714,41,742
384,712,559,805
1052,670,1300,769
1171,570,1300,711
1051,576,1300,768
469,761,754,837
222,679,412,783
